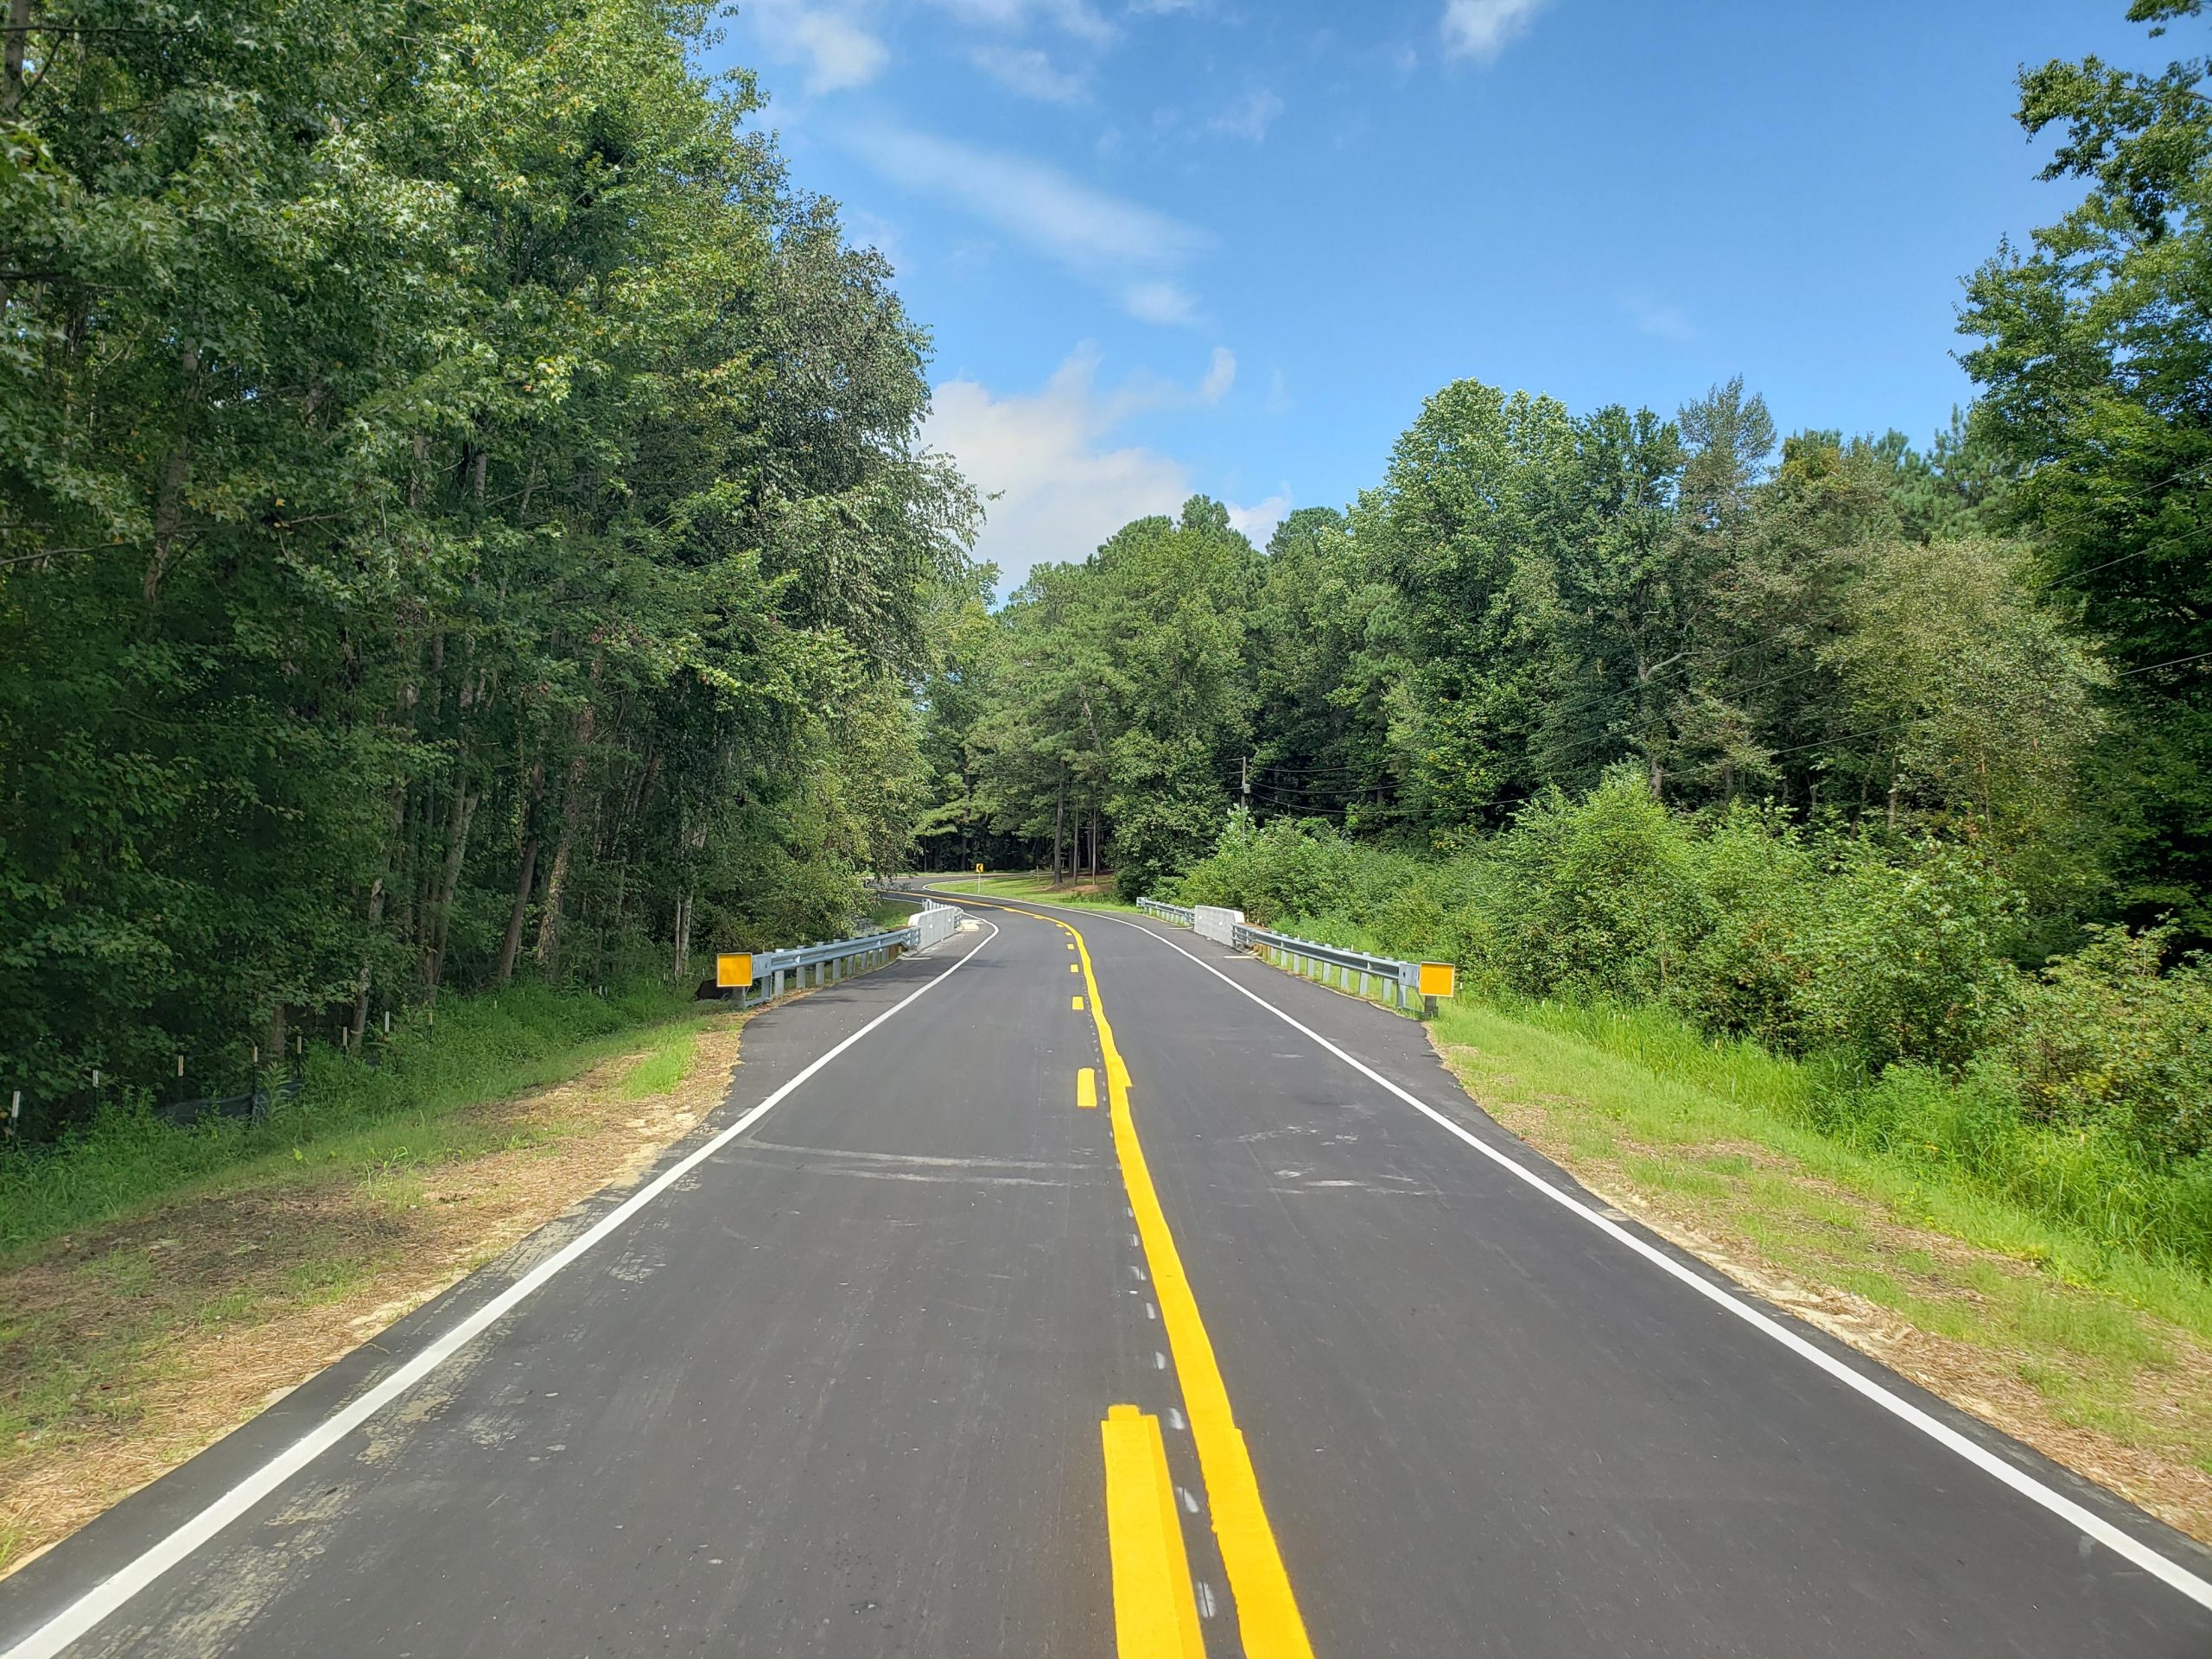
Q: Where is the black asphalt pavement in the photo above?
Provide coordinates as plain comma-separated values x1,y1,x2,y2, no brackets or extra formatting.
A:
4,896,2211,1657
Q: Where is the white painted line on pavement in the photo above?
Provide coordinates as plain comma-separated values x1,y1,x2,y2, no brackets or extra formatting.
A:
2,922,1001,1659
1110,915,2212,1616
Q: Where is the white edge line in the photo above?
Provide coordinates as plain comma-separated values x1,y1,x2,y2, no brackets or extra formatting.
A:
976,892,2212,1615
3,922,1001,1659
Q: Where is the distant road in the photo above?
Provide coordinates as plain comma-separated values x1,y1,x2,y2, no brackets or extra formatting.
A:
5,895,2210,1656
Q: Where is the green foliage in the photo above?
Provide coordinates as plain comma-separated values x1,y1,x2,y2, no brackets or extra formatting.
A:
1783,840,2023,1072
950,495,1255,896
1960,1,2212,930
0,980,694,1255
1180,796,2212,1270
1486,771,1710,1004
1177,810,1360,925
1180,785,2030,1074
0,0,977,1135
1991,924,2212,1160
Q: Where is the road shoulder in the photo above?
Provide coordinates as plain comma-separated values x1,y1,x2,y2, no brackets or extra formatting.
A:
0,1007,747,1580
1426,997,2212,1548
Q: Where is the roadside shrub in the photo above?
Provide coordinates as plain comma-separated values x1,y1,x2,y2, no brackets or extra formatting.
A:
1783,838,2020,1073
1987,924,2212,1162
1673,802,1818,1046
1176,810,1360,924
1488,770,1710,1002
1168,777,2212,1274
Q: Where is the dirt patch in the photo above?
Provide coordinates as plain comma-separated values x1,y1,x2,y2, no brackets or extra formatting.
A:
0,1011,748,1579
1433,1034,2212,1546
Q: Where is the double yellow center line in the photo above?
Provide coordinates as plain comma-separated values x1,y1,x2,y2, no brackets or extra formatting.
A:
965,895,1316,1659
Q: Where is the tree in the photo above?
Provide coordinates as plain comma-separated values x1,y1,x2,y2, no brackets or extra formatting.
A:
0,0,976,1135
1960,0,2212,928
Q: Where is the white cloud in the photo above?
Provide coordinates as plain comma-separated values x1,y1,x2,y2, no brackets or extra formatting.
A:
1197,346,1236,404
920,0,1114,44
1621,292,1694,342
843,124,1211,323
1209,89,1284,143
972,44,1089,102
1122,279,1200,325
1227,493,1293,544
748,1,889,93
1440,0,1548,62
925,346,1259,588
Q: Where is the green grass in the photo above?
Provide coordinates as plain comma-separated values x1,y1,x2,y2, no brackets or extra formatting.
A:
619,1024,698,1099
1430,995,2212,1346
0,979,702,1265
927,870,1143,914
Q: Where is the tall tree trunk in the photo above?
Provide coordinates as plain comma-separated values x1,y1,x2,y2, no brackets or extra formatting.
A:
673,887,692,982
532,701,596,972
349,876,386,1047
142,346,199,602
497,836,539,987
266,1002,288,1094
495,754,546,988
350,788,407,1042
1052,780,1065,886
423,780,480,991
1090,806,1101,879
2,0,29,124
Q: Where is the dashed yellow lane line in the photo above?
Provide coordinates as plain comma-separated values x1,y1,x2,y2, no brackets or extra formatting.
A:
961,894,1317,1659
1102,1405,1206,1659
1077,1067,1099,1109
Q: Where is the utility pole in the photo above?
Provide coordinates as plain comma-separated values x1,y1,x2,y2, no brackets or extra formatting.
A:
1241,755,1251,818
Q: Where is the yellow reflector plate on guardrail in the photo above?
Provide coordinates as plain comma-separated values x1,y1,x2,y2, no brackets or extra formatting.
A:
716,953,753,988
1418,961,1456,998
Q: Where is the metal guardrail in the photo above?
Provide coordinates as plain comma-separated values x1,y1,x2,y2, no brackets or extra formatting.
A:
1232,923,1422,1012
713,927,915,1005
1139,895,1437,1014
872,889,962,951
718,899,963,1005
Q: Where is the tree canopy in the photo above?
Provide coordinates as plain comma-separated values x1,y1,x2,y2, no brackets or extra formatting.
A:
0,0,978,1135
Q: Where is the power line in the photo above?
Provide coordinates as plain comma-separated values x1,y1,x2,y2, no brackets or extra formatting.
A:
1753,645,2212,766
2040,521,2212,590
2120,645,2212,678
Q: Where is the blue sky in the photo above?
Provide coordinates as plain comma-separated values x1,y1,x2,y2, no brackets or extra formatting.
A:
709,1,2161,589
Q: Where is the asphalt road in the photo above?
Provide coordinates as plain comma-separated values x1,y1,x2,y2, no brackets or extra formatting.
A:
5,895,2212,1657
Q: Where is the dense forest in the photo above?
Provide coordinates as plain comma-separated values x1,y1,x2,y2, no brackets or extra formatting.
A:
919,2,2212,1258
7,0,2212,1219
0,0,979,1138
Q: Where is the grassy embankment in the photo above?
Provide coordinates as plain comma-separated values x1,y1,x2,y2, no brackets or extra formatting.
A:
0,980,748,1575
934,869,1141,912
1243,932,2212,1539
